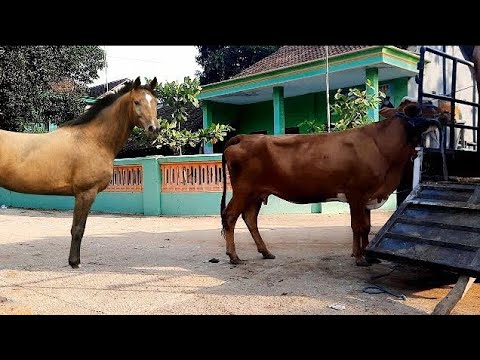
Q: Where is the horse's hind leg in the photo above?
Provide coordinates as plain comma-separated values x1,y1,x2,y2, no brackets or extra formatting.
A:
68,189,97,268
242,200,275,260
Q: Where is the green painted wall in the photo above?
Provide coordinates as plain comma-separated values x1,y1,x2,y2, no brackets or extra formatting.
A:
161,192,225,216
219,79,402,136
5,192,144,214
93,192,143,214
161,191,315,216
390,77,409,107
210,102,241,126
0,153,398,216
9,193,75,211
0,188,11,207
260,196,315,214
238,100,274,134
0,157,156,215
285,93,316,131
320,194,397,214
232,93,329,136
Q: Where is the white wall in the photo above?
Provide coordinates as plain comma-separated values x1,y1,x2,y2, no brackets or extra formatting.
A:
408,46,478,147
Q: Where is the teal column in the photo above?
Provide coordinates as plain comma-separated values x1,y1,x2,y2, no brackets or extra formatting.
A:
202,101,213,154
0,187,12,207
48,122,58,132
391,77,409,108
142,157,161,215
366,67,379,121
273,86,285,134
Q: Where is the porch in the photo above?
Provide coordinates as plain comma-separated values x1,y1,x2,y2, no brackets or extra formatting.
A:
199,46,420,153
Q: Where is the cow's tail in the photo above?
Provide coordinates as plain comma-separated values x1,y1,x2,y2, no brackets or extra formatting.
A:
220,136,241,238
220,149,228,238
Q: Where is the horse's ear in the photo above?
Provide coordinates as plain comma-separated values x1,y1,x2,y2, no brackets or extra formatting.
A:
404,103,422,118
133,77,141,89
150,77,158,90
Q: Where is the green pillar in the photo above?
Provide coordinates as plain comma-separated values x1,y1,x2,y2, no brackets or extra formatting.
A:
142,157,161,215
273,86,285,135
48,122,57,132
202,101,213,154
366,67,379,121
391,77,409,108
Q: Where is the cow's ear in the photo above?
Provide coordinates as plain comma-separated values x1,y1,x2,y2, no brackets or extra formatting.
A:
379,107,397,119
404,103,421,118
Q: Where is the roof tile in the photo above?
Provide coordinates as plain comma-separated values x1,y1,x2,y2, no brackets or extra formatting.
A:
234,45,373,78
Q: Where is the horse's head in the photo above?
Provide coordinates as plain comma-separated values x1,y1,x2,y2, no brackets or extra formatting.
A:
129,76,160,135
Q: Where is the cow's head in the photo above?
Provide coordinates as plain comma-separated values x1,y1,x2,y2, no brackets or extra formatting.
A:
380,97,447,146
402,102,442,139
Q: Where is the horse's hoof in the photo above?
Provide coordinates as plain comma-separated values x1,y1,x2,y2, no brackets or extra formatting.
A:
355,258,372,267
230,258,246,265
262,252,276,260
366,257,381,264
69,261,81,269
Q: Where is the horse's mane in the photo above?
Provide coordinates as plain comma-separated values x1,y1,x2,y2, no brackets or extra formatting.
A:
61,81,155,127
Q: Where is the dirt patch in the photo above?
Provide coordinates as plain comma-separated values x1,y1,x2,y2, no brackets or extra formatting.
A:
0,208,478,315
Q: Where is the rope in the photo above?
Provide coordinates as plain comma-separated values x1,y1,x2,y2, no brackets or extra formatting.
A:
445,84,474,96
363,285,407,301
370,265,399,280
362,265,407,300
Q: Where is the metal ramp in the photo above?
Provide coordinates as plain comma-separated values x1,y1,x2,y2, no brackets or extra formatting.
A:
366,181,480,278
366,46,480,314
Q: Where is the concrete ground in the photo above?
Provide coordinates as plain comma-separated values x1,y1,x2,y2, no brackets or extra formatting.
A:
0,207,479,315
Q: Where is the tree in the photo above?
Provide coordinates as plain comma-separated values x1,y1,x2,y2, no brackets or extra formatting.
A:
195,46,281,85
297,80,385,134
330,80,385,131
0,46,105,131
138,76,235,155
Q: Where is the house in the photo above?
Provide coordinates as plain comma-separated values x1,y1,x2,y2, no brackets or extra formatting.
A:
84,78,130,108
198,45,477,153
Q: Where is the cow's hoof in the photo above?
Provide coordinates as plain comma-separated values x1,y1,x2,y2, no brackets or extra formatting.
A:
366,257,381,264
230,258,246,265
355,258,372,267
262,252,276,260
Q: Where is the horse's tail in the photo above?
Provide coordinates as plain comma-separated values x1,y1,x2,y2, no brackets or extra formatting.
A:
220,135,241,238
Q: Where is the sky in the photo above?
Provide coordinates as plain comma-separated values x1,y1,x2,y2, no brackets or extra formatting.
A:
91,46,202,86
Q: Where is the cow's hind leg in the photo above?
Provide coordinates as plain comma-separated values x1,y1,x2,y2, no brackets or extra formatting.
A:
68,189,97,268
242,200,275,260
222,195,247,264
349,201,371,267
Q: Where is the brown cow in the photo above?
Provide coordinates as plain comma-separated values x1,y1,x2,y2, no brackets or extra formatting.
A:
220,101,445,266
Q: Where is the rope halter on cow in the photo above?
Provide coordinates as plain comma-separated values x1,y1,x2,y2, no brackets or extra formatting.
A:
395,101,449,181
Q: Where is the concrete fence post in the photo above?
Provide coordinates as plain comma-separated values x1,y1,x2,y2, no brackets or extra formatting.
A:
142,157,162,215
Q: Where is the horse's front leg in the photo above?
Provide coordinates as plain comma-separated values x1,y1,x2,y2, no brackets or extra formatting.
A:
68,188,97,268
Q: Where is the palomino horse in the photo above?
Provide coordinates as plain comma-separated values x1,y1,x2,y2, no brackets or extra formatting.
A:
0,77,159,268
